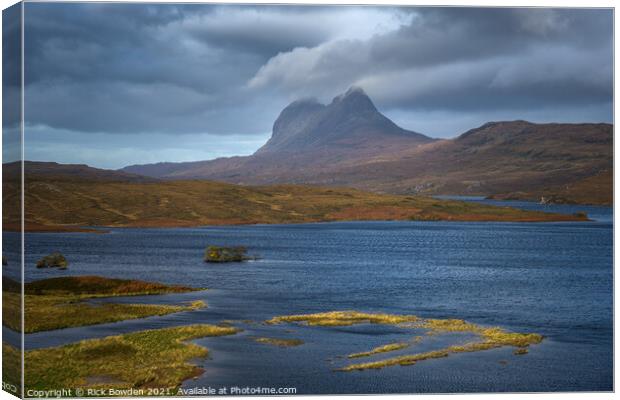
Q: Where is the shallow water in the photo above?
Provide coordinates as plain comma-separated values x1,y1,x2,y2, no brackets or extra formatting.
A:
2,199,613,393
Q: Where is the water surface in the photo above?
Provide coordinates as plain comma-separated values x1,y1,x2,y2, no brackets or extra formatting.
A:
3,199,613,393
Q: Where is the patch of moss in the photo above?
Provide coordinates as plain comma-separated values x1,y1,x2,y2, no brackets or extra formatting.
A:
24,324,239,391
254,337,304,347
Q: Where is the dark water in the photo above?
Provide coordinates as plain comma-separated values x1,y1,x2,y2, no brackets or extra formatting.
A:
3,199,613,393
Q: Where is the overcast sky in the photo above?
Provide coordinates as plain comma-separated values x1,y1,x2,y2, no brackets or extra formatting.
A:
4,4,613,169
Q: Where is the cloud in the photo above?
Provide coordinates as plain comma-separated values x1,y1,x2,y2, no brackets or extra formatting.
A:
22,3,413,136
12,4,613,168
249,8,612,113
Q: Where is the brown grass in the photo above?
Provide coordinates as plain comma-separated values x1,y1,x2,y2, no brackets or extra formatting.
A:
3,179,585,231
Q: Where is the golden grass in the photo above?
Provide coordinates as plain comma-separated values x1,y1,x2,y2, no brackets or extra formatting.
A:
24,324,239,391
266,311,418,327
340,350,450,371
3,276,206,333
268,310,543,372
254,337,304,347
340,330,542,372
348,342,411,359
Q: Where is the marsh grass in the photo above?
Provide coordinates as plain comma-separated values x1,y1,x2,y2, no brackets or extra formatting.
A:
340,350,450,370
24,324,239,390
348,342,411,359
268,311,543,372
3,276,206,333
254,337,304,347
266,311,418,327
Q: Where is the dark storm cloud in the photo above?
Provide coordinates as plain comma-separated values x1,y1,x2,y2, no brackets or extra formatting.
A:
23,3,393,135
3,3,22,130
15,4,613,168
251,7,612,115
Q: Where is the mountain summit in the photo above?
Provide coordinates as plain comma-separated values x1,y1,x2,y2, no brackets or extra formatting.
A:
256,87,433,154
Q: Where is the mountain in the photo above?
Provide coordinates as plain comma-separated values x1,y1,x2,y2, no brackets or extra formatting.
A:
256,87,433,155
122,87,435,182
121,89,613,205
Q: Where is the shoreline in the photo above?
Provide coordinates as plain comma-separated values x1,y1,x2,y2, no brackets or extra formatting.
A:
5,213,592,233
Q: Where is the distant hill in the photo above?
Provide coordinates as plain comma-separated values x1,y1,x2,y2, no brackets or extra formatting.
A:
326,120,613,204
121,88,612,205
4,161,155,183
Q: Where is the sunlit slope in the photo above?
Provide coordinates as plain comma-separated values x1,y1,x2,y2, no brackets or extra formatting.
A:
4,178,586,230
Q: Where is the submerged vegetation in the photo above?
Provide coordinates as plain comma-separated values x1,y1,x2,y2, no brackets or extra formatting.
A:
24,324,239,391
3,276,205,333
254,337,304,347
268,311,543,371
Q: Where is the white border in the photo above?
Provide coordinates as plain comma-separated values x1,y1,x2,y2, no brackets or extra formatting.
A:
0,2,615,400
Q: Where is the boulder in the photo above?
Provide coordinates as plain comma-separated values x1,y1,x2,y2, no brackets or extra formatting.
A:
36,252,68,269
204,246,250,263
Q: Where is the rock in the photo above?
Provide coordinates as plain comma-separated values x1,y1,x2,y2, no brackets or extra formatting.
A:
36,252,68,269
204,246,250,263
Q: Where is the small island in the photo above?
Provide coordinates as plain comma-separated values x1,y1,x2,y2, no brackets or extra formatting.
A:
204,246,252,263
267,311,543,372
36,252,68,269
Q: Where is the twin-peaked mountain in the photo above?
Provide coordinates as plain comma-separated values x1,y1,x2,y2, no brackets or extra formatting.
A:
121,87,612,205
257,87,433,155
123,87,436,181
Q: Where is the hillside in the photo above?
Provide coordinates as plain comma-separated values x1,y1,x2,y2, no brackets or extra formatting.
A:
122,89,612,205
2,165,586,231
4,161,155,183
325,121,613,204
